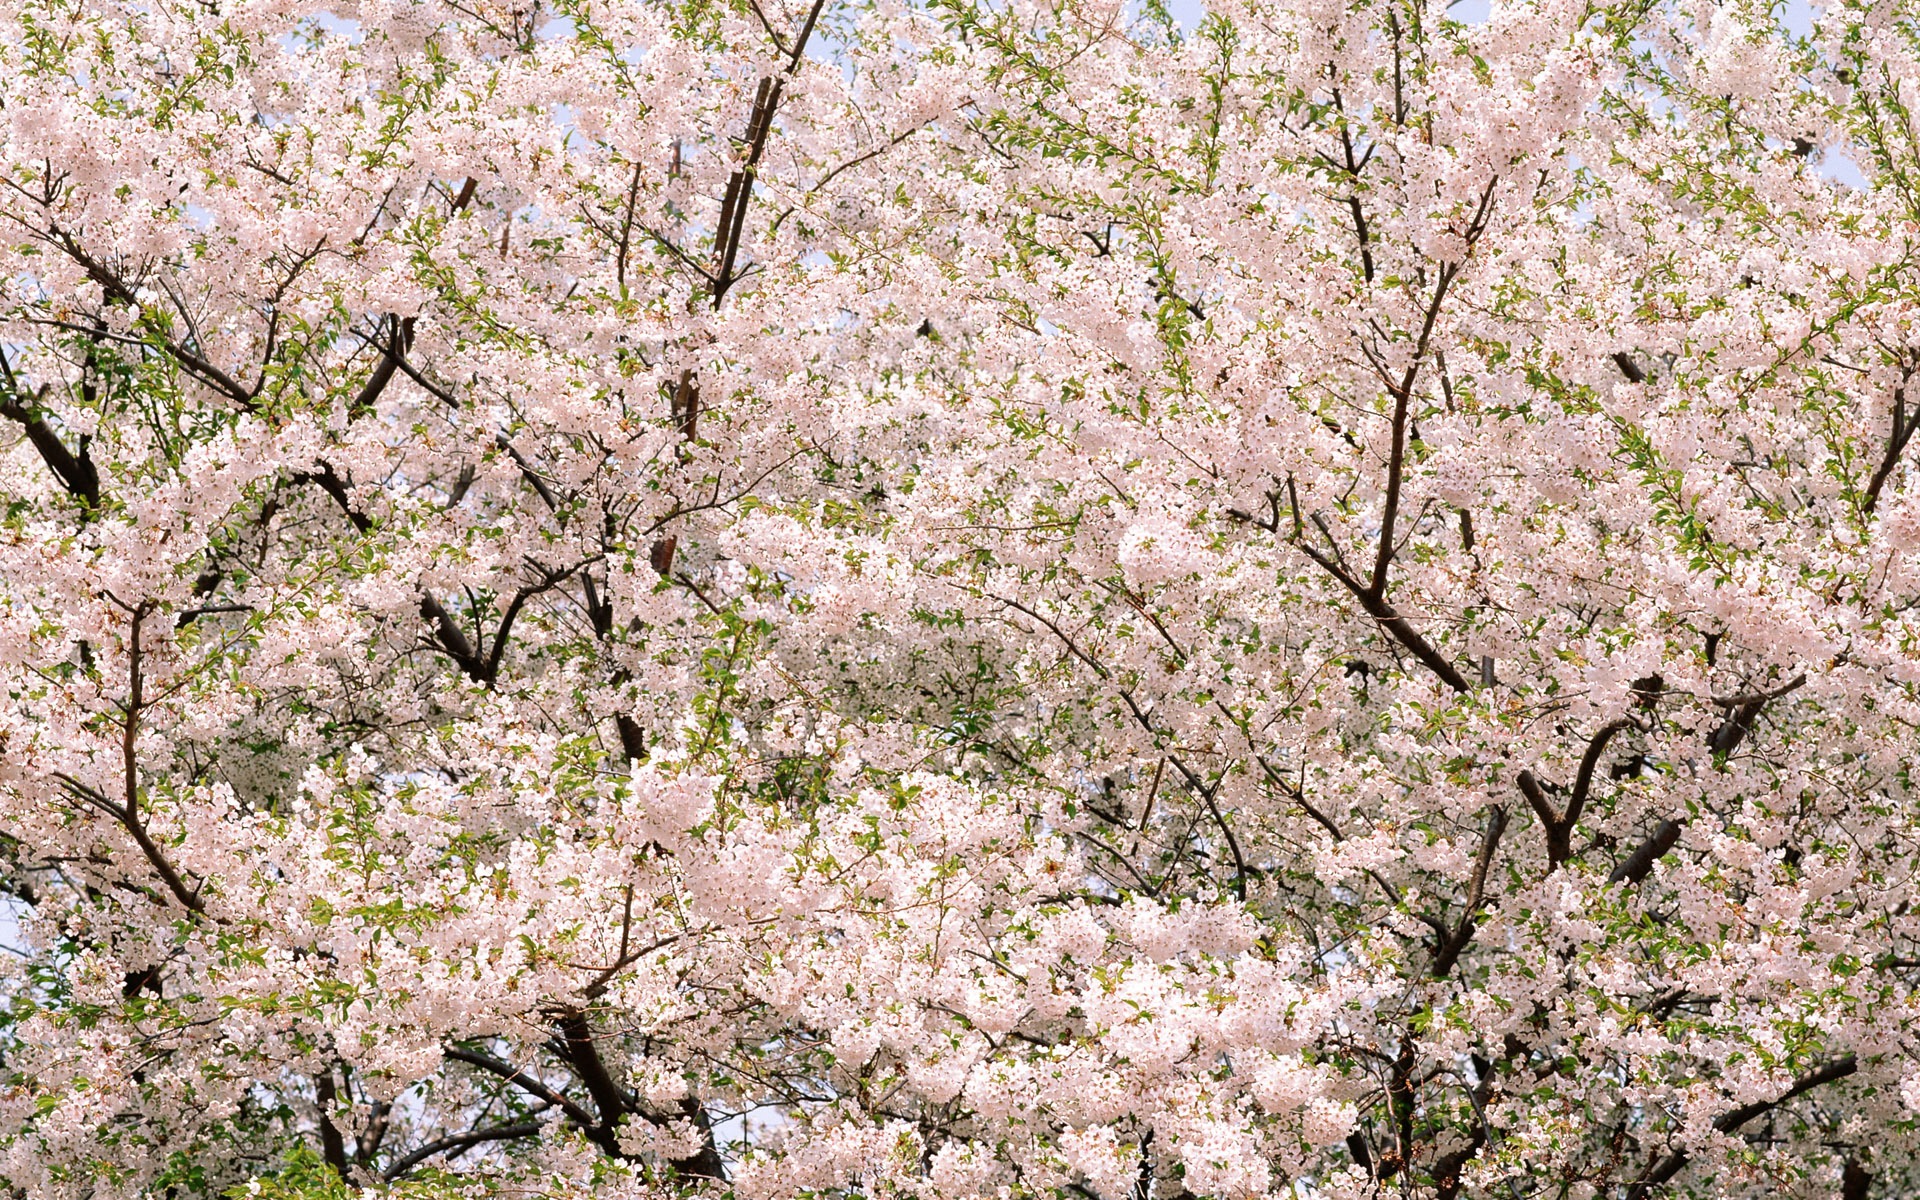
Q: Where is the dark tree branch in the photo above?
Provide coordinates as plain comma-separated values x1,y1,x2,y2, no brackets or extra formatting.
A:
1566,716,1634,830
1626,1055,1857,1200
0,397,99,505
421,592,485,680
1256,756,1345,841
668,1094,728,1181
109,603,208,915
496,435,561,510
443,1046,600,1129
294,463,374,534
294,461,584,687
1613,673,1805,885
669,370,700,442
0,349,99,506
708,0,829,305
1297,533,1474,694
1710,672,1806,758
1865,372,1918,515
1608,819,1681,885
1288,185,1496,696
1432,1068,1493,1200
553,1008,632,1140
384,342,460,407
542,1007,724,1177
1428,804,1508,979
303,460,481,682
315,1069,352,1180
1369,256,1465,597
1843,1160,1872,1200
480,559,596,684
615,160,645,291
51,231,255,404
1520,717,1634,869
1346,195,1375,282
383,1118,546,1181
349,314,408,416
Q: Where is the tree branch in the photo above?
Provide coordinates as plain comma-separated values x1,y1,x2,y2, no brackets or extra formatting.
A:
52,231,255,405
1613,673,1804,884
1864,371,1918,515
383,1118,546,1181
1608,818,1681,885
708,0,829,305
1290,189,1497,695
315,1068,352,1180
1296,537,1473,693
349,314,408,416
1428,804,1508,979
443,1046,600,1130
1626,1055,1857,1200
1519,717,1634,869
0,349,99,506
552,1008,632,1143
111,603,208,915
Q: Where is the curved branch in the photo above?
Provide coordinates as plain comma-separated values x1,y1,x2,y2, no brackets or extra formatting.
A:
1865,371,1918,514
0,348,99,506
1626,1055,1857,1200
1520,717,1634,870
383,1117,547,1180
442,1046,599,1130
1428,804,1508,979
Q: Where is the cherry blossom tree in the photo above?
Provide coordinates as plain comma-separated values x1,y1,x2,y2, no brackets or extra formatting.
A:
3,0,1920,1197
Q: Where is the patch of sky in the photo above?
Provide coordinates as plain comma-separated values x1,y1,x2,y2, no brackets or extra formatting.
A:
1816,151,1869,189
1160,0,1205,32
276,3,1882,207
0,895,24,963
310,10,364,41
1149,0,1490,36
1771,2,1872,189
1778,0,1817,37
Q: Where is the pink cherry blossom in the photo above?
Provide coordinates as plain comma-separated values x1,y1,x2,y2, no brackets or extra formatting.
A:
1,0,1918,1198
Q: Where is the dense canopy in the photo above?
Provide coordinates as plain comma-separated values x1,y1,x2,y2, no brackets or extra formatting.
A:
3,0,1920,1198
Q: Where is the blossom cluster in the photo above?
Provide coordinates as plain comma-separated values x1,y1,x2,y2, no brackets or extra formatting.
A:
2,0,1919,1198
